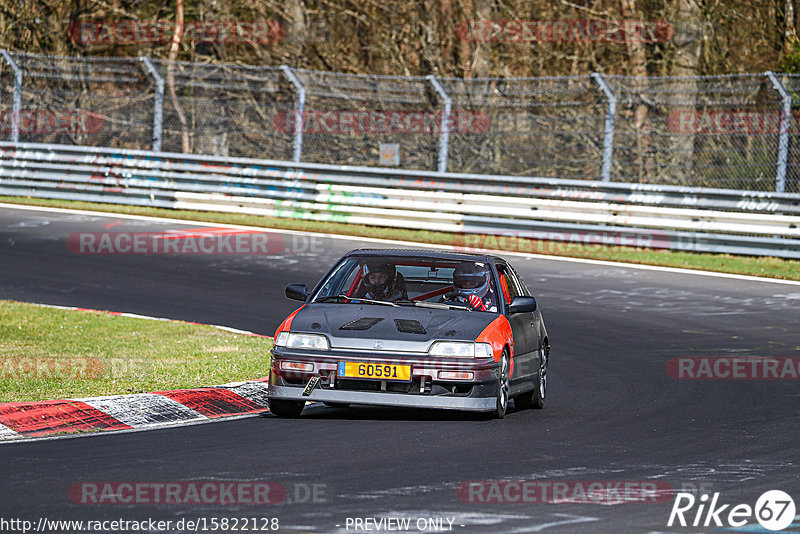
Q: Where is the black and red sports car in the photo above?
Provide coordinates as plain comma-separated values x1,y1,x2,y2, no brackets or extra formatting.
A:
267,249,549,418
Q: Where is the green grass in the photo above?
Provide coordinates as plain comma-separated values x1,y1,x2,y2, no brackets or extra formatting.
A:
0,301,272,403
2,195,799,281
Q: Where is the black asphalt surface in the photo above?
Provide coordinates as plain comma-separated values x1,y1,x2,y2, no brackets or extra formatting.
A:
1,204,798,534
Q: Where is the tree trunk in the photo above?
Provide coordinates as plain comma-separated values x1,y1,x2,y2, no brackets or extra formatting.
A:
167,0,191,153
285,0,308,65
670,0,704,184
620,0,652,182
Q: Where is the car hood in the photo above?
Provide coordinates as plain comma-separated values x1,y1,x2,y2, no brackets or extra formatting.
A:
290,303,497,352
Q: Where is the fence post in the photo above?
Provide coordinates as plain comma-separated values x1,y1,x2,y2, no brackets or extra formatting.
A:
280,66,305,163
1,50,23,143
591,72,617,182
766,71,790,193
427,75,452,173
139,57,164,152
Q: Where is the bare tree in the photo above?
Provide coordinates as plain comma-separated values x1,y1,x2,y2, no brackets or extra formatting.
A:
167,0,191,153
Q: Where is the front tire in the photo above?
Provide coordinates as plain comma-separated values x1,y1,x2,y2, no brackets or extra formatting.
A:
268,398,305,418
494,351,511,419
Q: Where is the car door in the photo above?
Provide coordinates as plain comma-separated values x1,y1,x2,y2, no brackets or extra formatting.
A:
496,263,537,390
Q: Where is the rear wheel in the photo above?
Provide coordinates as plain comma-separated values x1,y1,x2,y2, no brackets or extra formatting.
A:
514,345,547,410
494,351,511,419
532,345,548,409
268,398,305,418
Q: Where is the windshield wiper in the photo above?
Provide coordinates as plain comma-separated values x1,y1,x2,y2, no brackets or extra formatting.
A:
396,300,473,311
315,294,399,307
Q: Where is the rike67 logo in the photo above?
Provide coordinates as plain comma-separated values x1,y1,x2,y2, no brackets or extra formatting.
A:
668,490,796,531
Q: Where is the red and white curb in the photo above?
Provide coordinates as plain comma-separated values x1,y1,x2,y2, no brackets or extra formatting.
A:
0,380,272,441
0,302,274,442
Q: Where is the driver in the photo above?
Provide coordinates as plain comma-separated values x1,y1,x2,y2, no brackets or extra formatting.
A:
356,262,408,302
448,262,497,312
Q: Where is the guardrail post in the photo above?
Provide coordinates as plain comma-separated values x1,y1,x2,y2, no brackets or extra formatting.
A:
591,72,617,182
766,71,790,193
281,66,305,163
139,57,164,152
1,50,23,143
427,75,452,173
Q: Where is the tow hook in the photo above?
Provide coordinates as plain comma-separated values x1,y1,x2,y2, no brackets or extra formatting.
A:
302,376,321,396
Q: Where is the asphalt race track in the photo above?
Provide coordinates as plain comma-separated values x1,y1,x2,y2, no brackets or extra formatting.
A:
1,204,799,534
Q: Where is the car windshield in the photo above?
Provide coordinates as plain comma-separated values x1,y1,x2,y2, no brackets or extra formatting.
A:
312,255,498,312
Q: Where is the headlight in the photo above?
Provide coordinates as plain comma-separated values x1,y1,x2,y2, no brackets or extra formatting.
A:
428,341,493,358
274,332,330,350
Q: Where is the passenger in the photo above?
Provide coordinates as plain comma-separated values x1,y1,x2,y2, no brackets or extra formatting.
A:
448,262,497,312
356,262,408,302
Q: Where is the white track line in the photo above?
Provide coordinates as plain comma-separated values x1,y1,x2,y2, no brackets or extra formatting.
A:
2,202,798,286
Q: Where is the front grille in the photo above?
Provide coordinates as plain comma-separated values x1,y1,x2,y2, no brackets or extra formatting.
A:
336,378,422,394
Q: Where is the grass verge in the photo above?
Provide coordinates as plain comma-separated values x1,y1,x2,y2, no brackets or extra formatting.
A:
1,196,799,281
0,300,272,403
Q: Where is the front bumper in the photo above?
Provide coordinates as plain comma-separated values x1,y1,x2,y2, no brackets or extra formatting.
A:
268,348,500,413
268,385,496,412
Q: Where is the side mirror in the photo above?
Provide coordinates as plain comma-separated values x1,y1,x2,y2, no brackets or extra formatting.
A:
508,296,536,314
285,283,308,302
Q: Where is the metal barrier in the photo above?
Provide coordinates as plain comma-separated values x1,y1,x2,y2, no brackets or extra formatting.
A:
1,142,799,259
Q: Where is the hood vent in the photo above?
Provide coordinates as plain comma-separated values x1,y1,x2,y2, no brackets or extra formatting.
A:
394,319,427,335
340,317,384,331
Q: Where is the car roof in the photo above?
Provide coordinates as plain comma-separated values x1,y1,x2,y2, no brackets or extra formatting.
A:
343,248,505,264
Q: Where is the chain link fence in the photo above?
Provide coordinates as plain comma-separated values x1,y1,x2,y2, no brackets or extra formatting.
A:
1,51,798,193
606,74,790,191
292,70,441,171
0,52,154,149
150,59,293,159
439,75,607,178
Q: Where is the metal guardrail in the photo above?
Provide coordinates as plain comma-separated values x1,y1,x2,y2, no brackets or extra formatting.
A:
1,142,799,259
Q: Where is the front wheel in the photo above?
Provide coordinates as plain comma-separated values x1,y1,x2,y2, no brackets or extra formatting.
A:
268,398,305,418
493,351,511,419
